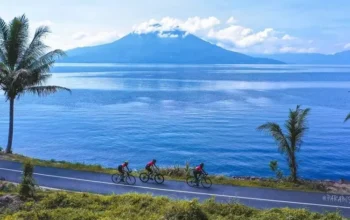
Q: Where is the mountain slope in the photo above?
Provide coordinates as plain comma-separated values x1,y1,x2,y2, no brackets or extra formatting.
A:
61,31,283,64
257,51,350,64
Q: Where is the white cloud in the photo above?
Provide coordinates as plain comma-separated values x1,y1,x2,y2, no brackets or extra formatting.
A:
208,25,275,48
282,34,296,40
344,43,350,50
72,32,88,40
132,16,220,35
33,16,315,53
279,46,316,53
226,16,238,24
158,33,179,38
70,31,123,48
34,20,54,27
131,16,316,53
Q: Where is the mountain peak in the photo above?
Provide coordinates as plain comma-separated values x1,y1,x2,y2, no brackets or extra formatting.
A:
132,23,188,38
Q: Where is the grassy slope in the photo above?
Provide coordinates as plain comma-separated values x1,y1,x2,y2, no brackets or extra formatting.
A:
0,185,344,220
0,153,327,193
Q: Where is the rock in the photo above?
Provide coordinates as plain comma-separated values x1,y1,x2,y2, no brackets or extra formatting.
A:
0,195,23,212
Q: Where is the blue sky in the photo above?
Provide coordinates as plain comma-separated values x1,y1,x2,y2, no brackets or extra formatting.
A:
2,0,350,54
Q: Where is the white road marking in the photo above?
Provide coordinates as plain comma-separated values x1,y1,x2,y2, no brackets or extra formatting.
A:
1,167,350,210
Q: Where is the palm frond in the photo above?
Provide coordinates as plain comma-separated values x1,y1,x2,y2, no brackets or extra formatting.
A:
25,85,71,96
6,15,29,69
17,26,51,69
0,17,9,64
257,122,289,154
345,113,350,122
294,106,310,150
285,108,298,150
0,17,9,42
0,62,10,74
11,68,32,86
28,49,65,71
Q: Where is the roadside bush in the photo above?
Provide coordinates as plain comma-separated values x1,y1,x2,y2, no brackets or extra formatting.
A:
159,161,192,178
0,192,345,220
269,160,283,180
19,160,36,199
163,200,208,220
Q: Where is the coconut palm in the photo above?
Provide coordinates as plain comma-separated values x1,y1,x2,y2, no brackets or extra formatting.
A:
0,15,70,154
257,105,310,182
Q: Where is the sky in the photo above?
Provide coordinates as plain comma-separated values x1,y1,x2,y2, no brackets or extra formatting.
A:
1,0,350,54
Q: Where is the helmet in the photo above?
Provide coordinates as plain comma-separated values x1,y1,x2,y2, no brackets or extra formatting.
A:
200,163,204,167
152,159,157,163
124,161,129,165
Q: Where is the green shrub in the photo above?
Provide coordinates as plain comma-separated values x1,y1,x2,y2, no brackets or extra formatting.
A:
163,200,208,220
159,161,192,178
0,192,345,220
19,160,36,199
269,160,283,180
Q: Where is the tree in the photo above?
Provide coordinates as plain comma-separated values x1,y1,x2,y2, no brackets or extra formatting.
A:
19,160,36,199
257,105,310,182
0,15,70,153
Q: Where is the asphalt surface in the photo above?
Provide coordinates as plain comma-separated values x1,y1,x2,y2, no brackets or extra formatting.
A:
0,159,349,217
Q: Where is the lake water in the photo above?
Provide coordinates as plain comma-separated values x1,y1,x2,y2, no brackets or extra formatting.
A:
0,64,350,180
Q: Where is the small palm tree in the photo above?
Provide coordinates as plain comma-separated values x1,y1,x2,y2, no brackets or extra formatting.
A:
0,15,70,154
257,105,310,182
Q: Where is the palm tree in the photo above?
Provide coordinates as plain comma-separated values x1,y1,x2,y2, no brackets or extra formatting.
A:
0,15,70,154
257,105,310,182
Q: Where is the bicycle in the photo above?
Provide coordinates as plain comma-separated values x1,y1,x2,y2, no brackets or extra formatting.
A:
186,173,212,188
139,168,165,184
111,171,136,185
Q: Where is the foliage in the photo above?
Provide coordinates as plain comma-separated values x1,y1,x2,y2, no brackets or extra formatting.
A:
19,160,36,199
258,105,310,182
0,182,17,195
159,161,192,178
163,200,208,220
0,14,70,154
269,160,283,180
0,192,344,220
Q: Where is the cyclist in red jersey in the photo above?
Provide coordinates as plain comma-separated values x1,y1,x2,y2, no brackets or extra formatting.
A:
118,161,130,182
145,159,157,178
193,163,207,186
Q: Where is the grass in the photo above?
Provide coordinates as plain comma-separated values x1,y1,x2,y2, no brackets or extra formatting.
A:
0,152,327,193
0,182,344,220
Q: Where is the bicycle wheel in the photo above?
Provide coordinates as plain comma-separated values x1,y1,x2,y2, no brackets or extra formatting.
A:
154,174,165,184
139,173,149,183
111,174,120,183
201,177,212,188
126,175,136,185
186,176,197,187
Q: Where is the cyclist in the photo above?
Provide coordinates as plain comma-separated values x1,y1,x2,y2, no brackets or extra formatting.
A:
145,159,158,179
193,163,207,186
118,161,130,182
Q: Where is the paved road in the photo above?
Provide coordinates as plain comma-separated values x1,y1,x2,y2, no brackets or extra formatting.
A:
1,160,349,217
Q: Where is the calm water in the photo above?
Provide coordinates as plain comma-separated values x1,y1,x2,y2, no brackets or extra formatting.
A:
0,64,350,180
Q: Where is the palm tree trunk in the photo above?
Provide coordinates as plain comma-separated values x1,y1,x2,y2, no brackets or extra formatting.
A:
290,154,298,182
5,98,15,154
